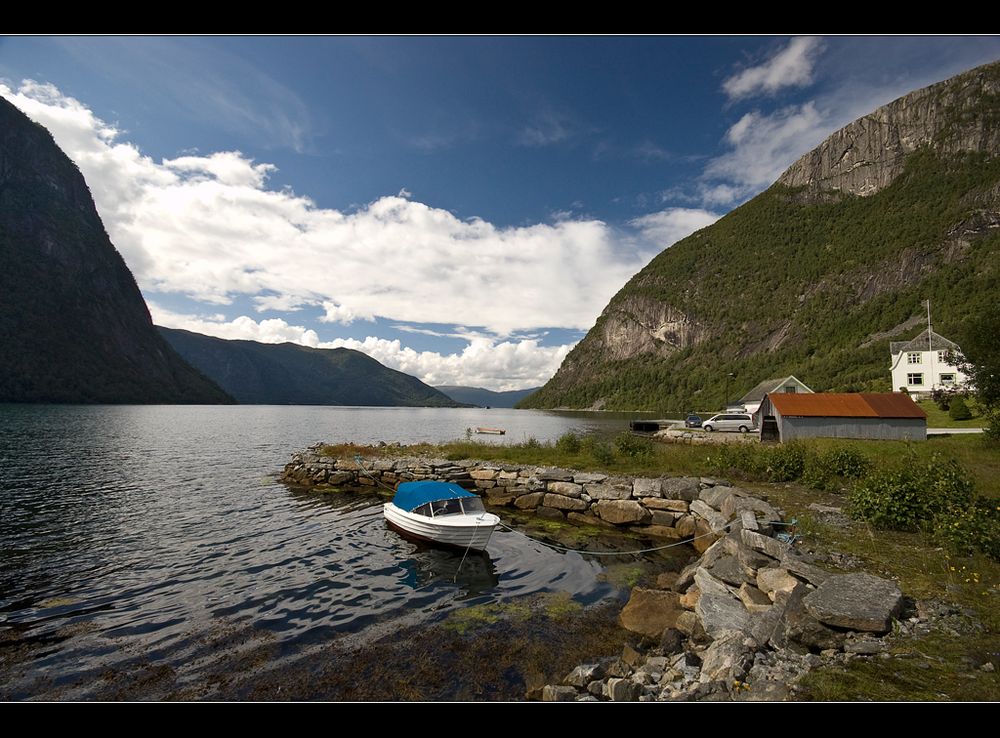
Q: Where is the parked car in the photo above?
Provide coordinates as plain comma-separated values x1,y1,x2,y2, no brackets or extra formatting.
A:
702,413,755,433
684,414,702,428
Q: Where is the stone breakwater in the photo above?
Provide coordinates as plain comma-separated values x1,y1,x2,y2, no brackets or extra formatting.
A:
282,445,909,702
280,445,786,553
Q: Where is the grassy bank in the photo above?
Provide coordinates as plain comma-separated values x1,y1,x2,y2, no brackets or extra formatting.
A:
327,433,1000,498
325,432,999,700
916,399,986,429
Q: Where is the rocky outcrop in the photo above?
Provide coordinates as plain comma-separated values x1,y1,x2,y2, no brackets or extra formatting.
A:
593,296,705,362
779,61,1000,197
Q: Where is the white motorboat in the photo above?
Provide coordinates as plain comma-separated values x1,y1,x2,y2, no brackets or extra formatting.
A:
384,481,499,552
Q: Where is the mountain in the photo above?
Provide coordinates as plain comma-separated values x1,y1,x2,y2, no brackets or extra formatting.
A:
435,385,541,408
159,327,466,406
0,97,232,404
521,61,1000,412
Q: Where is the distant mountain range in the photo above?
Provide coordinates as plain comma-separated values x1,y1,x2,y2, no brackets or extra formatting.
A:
0,96,231,404
435,385,540,408
521,60,1000,411
160,328,466,406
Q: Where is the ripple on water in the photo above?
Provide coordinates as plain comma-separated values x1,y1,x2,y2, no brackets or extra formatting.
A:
0,405,684,699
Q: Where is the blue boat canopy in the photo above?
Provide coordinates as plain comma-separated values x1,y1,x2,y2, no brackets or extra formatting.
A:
392,480,476,512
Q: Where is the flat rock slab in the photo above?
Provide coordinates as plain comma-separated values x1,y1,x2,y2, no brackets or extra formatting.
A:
694,568,750,638
803,573,903,633
594,499,649,525
619,587,684,638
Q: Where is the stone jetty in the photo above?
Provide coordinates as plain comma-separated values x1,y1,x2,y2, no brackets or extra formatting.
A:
282,444,910,701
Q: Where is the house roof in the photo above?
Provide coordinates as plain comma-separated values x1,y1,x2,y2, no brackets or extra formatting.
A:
768,392,927,419
739,375,813,404
890,328,961,355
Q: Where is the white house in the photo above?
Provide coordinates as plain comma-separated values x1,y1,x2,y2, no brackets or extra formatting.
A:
738,375,814,416
889,329,967,396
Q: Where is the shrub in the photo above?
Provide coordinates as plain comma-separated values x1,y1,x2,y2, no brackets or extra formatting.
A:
932,498,1000,559
762,442,807,482
949,396,972,421
613,431,652,459
849,454,974,531
555,432,581,454
823,447,872,479
581,436,616,466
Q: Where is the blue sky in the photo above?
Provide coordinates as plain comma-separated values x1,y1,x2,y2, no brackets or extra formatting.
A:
3,36,999,389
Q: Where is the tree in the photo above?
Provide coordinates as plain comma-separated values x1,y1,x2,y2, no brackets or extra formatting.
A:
957,303,1000,440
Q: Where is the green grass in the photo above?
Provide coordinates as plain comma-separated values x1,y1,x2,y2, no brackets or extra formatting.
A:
322,434,1000,498
762,481,1000,701
916,399,985,428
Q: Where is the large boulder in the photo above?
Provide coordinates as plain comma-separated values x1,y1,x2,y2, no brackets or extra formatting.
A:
756,568,800,601
548,481,583,498
694,568,750,638
542,493,588,511
784,584,846,651
584,482,633,500
632,477,663,498
699,629,754,683
661,477,701,501
803,573,904,633
619,588,684,638
594,499,650,525
513,491,545,509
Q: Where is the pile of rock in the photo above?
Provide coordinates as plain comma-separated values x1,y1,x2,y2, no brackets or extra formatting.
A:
541,528,905,701
281,447,784,549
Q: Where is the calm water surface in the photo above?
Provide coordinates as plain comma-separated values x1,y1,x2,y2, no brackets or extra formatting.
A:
0,405,674,699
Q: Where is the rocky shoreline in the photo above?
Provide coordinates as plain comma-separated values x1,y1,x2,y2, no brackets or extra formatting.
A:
281,445,916,701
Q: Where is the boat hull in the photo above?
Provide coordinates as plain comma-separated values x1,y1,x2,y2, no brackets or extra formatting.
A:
383,503,499,551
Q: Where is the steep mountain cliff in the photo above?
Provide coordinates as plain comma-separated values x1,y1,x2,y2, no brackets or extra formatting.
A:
522,61,1000,412
0,97,232,404
159,327,466,407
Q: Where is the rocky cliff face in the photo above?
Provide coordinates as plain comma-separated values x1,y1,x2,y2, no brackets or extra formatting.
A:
0,96,232,403
778,61,1000,197
522,60,1000,411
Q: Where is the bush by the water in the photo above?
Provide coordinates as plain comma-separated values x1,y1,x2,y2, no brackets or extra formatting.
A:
613,431,653,459
555,432,581,454
708,441,865,487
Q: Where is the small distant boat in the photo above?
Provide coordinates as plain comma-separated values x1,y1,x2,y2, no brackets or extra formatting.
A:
475,427,506,435
384,481,500,551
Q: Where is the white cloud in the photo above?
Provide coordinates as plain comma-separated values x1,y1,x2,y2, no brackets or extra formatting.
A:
704,102,827,194
2,80,654,338
151,305,569,391
723,37,824,100
319,336,572,392
519,110,575,147
150,303,321,346
629,208,721,248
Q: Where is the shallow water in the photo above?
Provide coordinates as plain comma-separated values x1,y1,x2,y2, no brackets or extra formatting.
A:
0,405,679,700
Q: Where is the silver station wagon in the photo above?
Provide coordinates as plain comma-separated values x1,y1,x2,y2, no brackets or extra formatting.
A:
702,413,755,433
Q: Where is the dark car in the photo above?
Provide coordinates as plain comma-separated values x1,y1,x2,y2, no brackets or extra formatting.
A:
684,414,702,428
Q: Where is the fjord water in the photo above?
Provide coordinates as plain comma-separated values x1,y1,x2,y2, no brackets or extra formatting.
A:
0,405,668,699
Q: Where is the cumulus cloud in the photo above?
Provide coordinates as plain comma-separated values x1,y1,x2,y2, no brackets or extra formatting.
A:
723,37,824,100
703,102,828,197
629,208,721,248
151,305,569,390
320,336,572,391
2,80,655,339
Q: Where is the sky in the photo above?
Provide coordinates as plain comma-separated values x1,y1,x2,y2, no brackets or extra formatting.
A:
2,36,999,390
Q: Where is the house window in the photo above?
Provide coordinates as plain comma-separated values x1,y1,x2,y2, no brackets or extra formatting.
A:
940,374,955,384
907,352,922,364
784,386,796,393
938,351,948,364
907,373,924,386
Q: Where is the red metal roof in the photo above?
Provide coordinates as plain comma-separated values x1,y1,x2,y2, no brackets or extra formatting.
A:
767,392,927,419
